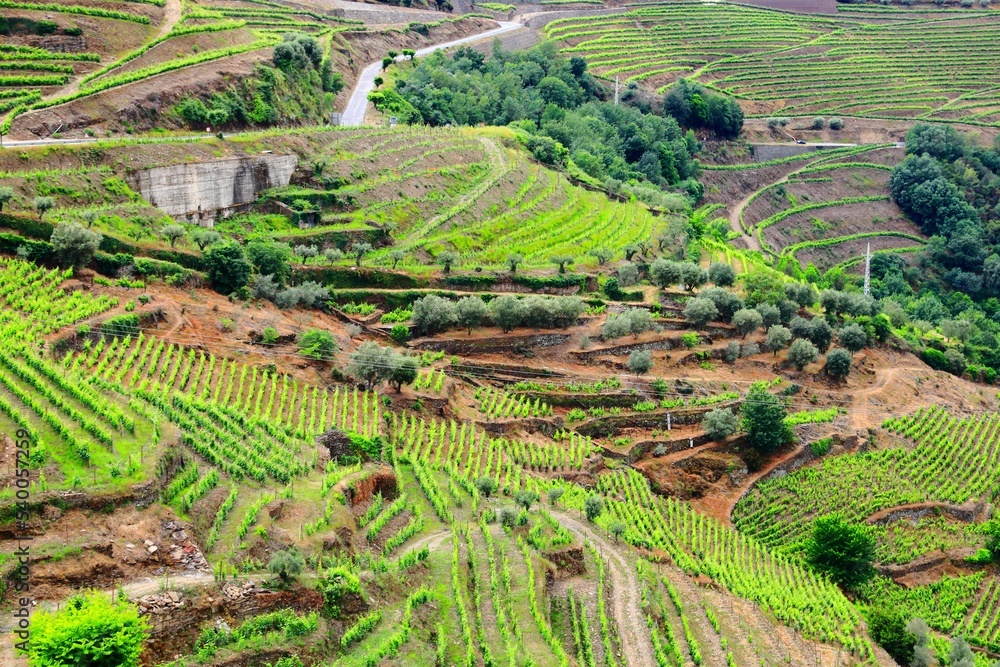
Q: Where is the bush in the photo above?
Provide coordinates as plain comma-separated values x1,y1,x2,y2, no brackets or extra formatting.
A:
825,347,852,380
617,262,639,287
51,222,101,270
102,314,140,338
724,340,740,363
390,324,410,344
683,297,718,328
28,590,150,667
837,323,868,353
806,514,875,591
627,349,652,375
411,294,457,335
811,116,825,129
788,338,819,370
703,407,738,441
268,549,305,585
297,329,337,360
829,117,844,130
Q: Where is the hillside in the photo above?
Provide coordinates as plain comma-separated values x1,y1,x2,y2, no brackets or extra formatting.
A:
4,1,1000,667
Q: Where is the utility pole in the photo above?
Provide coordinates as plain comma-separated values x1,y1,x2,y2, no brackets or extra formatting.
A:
863,242,871,297
614,76,620,106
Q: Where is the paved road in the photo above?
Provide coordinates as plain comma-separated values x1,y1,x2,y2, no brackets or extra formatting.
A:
341,20,522,127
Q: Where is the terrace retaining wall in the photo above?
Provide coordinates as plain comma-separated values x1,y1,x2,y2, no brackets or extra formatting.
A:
412,333,570,355
130,155,298,226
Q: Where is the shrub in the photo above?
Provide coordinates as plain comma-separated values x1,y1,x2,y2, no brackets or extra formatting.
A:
627,349,652,375
724,340,740,363
389,324,410,344
708,262,736,286
411,294,457,335
806,514,874,590
268,549,305,585
684,297,718,328
297,329,336,360
584,495,604,522
617,262,639,287
866,606,915,666
51,222,101,270
788,338,819,370
837,323,867,353
811,116,825,129
703,407,738,441
28,590,150,667
829,117,844,130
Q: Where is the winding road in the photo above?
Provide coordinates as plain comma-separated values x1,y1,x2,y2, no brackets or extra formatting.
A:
341,20,522,126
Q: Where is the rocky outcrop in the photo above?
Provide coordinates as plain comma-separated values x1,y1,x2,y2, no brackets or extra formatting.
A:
130,155,297,225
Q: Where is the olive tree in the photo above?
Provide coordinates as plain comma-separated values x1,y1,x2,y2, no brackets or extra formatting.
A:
788,338,819,370
703,407,739,441
627,349,652,375
825,347,852,380
411,294,458,335
456,295,488,335
708,262,736,287
683,297,718,328
764,324,792,355
733,308,764,338
51,223,102,271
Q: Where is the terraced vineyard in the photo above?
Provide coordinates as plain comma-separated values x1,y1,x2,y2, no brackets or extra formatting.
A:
734,405,1000,552
546,2,1000,124
271,126,674,270
704,144,926,271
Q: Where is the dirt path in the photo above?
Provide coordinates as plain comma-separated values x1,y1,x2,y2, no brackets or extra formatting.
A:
398,527,450,557
50,0,182,100
550,510,655,667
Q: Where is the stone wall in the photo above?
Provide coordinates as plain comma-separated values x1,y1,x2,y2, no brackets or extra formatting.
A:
130,155,298,226
412,333,570,355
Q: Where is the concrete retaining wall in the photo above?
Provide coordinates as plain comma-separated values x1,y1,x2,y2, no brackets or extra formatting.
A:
130,155,298,226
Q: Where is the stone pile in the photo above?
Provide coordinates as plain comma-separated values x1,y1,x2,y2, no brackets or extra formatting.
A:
136,590,184,614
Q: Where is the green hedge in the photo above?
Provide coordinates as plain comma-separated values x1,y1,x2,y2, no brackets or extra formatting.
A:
0,231,52,262
512,274,586,291
134,256,188,278
92,251,134,276
295,266,426,289
0,212,55,239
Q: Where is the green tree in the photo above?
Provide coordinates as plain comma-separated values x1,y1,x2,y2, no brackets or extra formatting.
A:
162,224,185,248
351,242,373,267
297,329,337,360
347,341,393,389
787,338,819,370
547,488,565,506
514,490,538,512
205,241,251,295
825,347,852,380
805,514,875,590
0,186,14,211
389,249,405,269
551,254,574,274
28,590,150,667
683,297,718,328
506,253,523,273
247,240,293,286
489,295,525,333
627,349,652,375
865,606,916,666
268,548,305,586
703,407,738,441
584,495,604,522
650,258,682,288
837,323,868,353
33,196,55,220
388,354,419,392
191,229,221,250
732,308,763,338
740,381,791,455
475,476,498,498
590,247,613,266
51,223,102,271
456,295,488,335
412,294,458,335
764,325,791,355
437,250,459,273
708,262,736,286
